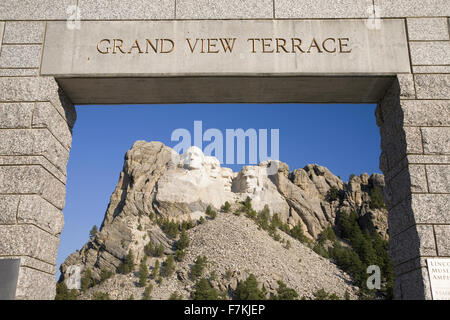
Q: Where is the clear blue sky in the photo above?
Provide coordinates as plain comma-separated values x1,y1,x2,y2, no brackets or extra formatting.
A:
58,103,381,275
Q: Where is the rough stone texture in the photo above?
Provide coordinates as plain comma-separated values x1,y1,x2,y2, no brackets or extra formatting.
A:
0,69,39,77
0,22,4,51
415,74,450,99
17,195,64,236
397,74,416,100
408,154,450,165
0,45,42,68
15,267,55,300
0,77,76,128
389,194,450,236
3,22,45,44
78,0,175,20
11,256,56,275
385,165,427,207
0,0,77,20
434,225,450,256
377,76,449,299
426,165,450,193
404,127,423,154
32,102,73,150
410,42,450,66
0,1,448,301
0,103,34,128
376,0,450,17
0,225,59,264
402,100,450,126
0,129,69,173
421,127,450,155
407,18,450,41
0,155,66,185
177,0,273,19
275,0,372,18
0,195,19,225
59,142,389,293
413,66,450,74
390,225,437,266
0,165,66,210
394,267,432,300
77,213,359,300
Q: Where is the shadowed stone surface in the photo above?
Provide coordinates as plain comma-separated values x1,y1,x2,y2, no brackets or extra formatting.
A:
394,267,432,300
390,225,436,266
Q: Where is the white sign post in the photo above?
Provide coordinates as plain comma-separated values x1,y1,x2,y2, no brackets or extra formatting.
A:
427,258,450,300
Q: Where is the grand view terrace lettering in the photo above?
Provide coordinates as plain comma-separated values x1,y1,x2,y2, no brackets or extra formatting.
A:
96,37,352,55
41,20,410,76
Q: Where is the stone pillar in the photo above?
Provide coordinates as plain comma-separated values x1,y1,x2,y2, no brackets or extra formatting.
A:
377,76,449,299
0,21,76,299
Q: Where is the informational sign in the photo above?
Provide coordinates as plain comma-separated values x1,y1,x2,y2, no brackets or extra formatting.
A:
427,258,450,300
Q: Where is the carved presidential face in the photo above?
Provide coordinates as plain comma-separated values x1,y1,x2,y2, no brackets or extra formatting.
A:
240,167,260,193
181,146,205,170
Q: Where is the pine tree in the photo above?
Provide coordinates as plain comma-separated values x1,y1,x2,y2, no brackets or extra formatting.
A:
162,255,176,277
206,205,217,219
118,249,135,274
234,274,266,300
139,256,149,287
81,268,95,292
272,280,298,300
55,282,78,300
142,284,153,300
175,249,186,262
222,201,231,213
99,268,113,283
152,260,160,279
89,225,98,238
369,186,385,209
169,291,183,300
177,230,190,250
191,278,219,300
190,255,207,280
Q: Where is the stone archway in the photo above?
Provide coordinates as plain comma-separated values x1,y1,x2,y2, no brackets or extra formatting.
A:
0,1,448,300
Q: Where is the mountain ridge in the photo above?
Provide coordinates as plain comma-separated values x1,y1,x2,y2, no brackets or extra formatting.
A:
59,140,388,299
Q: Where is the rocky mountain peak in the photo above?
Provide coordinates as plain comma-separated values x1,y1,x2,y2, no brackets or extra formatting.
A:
59,141,388,299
